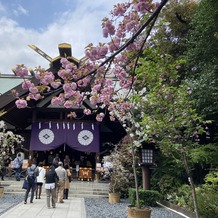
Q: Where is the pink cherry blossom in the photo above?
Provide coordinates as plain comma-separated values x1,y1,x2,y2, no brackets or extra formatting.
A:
14,65,28,78
104,20,115,36
63,83,72,92
29,85,39,94
22,80,32,89
40,71,55,85
112,3,127,16
60,58,69,68
64,100,73,108
15,99,28,109
29,93,41,101
84,108,92,115
133,1,149,14
103,27,109,38
51,96,63,106
51,81,62,89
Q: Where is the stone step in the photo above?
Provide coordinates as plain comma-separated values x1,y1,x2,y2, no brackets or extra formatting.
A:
0,178,109,198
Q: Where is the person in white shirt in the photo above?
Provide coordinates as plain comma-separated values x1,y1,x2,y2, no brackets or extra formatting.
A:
35,162,46,199
55,162,67,203
13,153,23,181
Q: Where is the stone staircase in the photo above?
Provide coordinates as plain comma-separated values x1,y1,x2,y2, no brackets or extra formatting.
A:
0,178,109,198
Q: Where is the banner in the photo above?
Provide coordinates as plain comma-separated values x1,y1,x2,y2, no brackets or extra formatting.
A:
30,122,99,152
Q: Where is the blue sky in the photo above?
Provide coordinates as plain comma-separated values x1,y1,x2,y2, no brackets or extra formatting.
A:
0,0,158,74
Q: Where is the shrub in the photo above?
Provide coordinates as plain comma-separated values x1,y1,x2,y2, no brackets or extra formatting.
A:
196,188,218,218
156,174,182,197
194,171,218,218
128,188,162,207
166,184,192,209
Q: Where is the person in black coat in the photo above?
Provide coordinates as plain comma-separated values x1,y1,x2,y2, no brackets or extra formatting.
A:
24,163,39,204
44,165,59,208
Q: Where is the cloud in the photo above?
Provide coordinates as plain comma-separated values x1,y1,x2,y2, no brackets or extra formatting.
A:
13,5,28,16
0,0,126,74
0,2,6,13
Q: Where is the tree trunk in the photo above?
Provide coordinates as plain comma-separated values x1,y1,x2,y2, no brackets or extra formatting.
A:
132,145,140,208
182,152,200,218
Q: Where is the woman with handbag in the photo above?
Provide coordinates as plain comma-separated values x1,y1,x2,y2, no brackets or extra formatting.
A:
45,165,59,208
35,162,46,199
63,164,72,199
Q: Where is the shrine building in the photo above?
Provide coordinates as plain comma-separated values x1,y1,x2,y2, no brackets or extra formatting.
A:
0,43,126,179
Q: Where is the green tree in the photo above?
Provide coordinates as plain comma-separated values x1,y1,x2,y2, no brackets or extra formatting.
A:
186,0,218,119
133,48,206,217
150,0,197,60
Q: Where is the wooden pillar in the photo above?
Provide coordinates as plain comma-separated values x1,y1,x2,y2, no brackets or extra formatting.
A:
29,110,37,161
142,165,150,190
95,152,100,164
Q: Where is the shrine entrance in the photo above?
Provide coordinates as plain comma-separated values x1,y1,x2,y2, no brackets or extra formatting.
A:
33,144,97,180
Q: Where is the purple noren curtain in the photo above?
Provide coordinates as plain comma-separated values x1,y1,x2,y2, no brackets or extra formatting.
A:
30,122,99,152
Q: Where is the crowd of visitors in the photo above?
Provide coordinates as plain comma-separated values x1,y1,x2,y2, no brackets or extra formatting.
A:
17,153,73,209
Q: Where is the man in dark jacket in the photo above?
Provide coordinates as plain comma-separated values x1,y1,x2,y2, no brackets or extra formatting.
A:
45,165,59,208
24,162,39,204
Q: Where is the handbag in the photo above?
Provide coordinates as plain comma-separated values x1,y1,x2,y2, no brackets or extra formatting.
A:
68,176,72,183
22,179,28,189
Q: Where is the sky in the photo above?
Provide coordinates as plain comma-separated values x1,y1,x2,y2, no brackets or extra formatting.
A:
0,0,130,74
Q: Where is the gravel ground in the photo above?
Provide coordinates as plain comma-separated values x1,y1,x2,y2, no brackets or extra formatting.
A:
0,194,24,216
85,198,185,218
0,194,185,218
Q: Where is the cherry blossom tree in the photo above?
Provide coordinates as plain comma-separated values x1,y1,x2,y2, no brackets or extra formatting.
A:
0,121,24,172
14,0,168,122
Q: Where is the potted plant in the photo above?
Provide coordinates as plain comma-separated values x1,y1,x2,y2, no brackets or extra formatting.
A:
127,188,162,218
103,140,134,204
0,120,24,197
118,134,155,218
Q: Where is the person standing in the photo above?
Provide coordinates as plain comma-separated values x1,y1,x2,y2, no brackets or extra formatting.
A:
45,165,59,209
47,151,54,166
55,162,67,203
24,162,39,204
13,153,23,181
35,162,46,199
63,164,72,199
53,154,60,168
63,155,71,166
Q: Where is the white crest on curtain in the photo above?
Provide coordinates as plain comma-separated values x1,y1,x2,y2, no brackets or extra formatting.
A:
39,122,41,129
49,122,51,129
81,122,83,130
92,124,94,130
63,122,65,129
67,122,70,130
57,123,59,130
73,123,75,130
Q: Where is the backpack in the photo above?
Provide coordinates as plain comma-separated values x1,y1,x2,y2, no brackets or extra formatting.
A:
27,166,37,184
13,157,21,169
27,172,35,183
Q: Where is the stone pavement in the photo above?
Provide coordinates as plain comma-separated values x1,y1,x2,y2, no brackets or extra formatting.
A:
0,196,86,218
